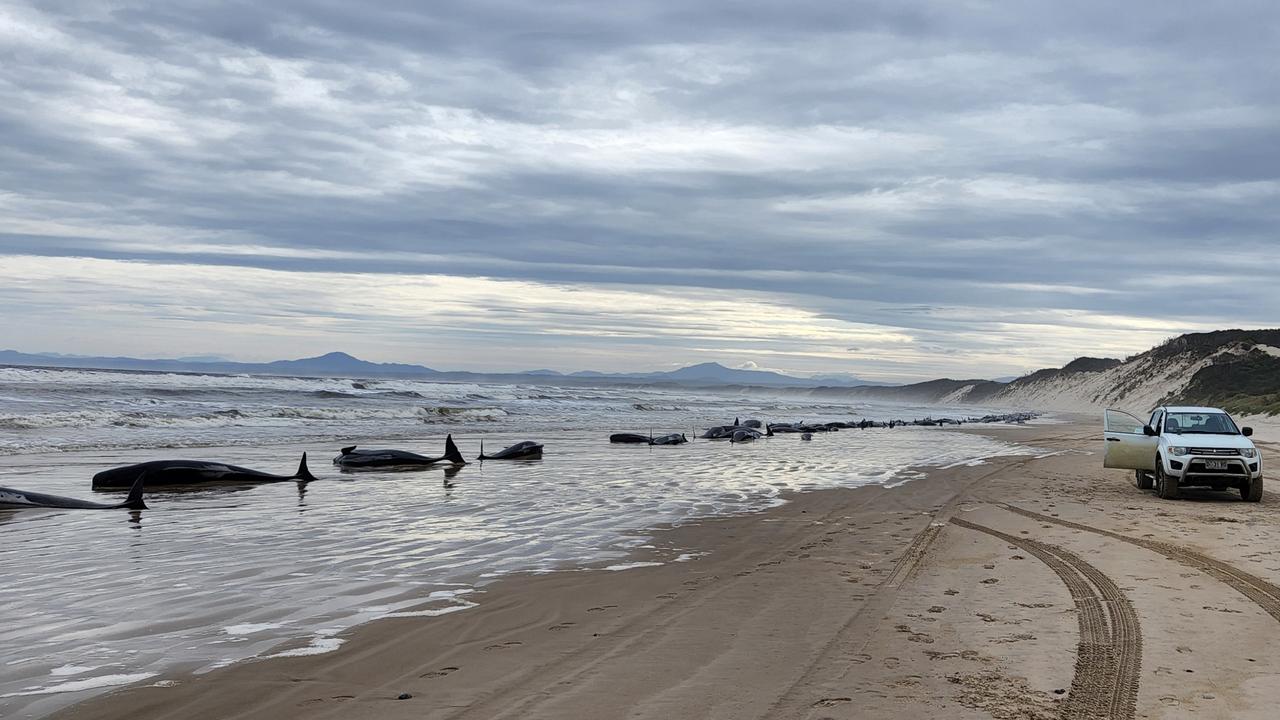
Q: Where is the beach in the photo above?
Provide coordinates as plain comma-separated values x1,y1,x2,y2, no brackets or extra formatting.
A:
36,419,1278,719
0,366,1038,718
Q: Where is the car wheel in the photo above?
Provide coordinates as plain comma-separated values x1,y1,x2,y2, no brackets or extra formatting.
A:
1242,475,1263,503
1134,469,1153,490
1155,459,1179,500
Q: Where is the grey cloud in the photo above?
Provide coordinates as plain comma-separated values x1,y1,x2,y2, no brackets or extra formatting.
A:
1,1,1278,377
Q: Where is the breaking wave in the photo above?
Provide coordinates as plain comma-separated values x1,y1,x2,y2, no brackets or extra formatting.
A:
417,407,509,422
0,405,509,430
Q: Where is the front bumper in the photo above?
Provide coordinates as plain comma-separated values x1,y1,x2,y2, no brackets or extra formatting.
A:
1164,454,1261,484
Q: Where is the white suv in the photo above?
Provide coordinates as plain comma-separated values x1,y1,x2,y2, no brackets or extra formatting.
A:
1104,406,1263,501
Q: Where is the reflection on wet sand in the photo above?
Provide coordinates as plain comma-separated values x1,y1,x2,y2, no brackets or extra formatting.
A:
0,426,1036,719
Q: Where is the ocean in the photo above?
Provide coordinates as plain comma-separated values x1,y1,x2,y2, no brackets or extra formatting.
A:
0,365,1041,717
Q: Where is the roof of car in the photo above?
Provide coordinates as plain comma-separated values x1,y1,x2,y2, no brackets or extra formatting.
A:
1162,406,1228,414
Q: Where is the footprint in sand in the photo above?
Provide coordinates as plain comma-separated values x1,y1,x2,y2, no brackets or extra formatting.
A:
656,593,678,600
587,605,619,613
944,589,960,596
484,641,523,651
812,697,852,707
421,667,459,678
928,606,946,613
980,578,1000,585
549,622,577,631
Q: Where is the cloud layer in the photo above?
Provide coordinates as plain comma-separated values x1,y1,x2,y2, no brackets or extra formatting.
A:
1,1,1276,379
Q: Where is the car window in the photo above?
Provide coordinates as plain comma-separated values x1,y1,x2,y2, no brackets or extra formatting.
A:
1149,409,1162,432
1164,412,1239,435
1105,409,1146,434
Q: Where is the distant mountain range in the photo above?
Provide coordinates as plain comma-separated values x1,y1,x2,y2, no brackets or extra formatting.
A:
9,329,1276,413
0,350,895,389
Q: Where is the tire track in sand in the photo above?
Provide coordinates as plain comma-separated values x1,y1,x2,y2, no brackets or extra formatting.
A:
949,517,1141,720
1000,504,1280,624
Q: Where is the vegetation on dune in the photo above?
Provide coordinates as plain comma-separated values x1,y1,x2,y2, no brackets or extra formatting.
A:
1145,329,1280,361
1168,349,1280,416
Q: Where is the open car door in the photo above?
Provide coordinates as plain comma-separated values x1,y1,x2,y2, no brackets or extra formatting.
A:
1103,409,1157,471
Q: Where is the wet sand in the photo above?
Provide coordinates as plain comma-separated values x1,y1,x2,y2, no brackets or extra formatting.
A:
55,420,1280,719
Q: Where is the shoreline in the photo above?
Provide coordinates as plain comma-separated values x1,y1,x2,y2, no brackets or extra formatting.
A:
50,422,1081,720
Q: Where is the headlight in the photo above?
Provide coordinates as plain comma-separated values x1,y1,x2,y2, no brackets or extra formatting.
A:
1241,448,1257,458
1168,446,1188,457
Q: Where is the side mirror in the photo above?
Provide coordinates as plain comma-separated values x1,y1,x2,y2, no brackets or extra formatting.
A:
1243,427,1254,437
1142,425,1157,437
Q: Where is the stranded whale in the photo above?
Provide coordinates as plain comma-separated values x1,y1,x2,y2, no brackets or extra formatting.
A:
94,455,317,489
4,474,147,510
610,433,651,444
610,432,688,445
477,440,543,460
334,435,466,469
650,433,688,445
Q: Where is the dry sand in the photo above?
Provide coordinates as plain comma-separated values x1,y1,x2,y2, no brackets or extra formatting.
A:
55,420,1280,719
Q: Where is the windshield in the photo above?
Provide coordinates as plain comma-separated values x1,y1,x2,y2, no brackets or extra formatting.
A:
1164,412,1240,435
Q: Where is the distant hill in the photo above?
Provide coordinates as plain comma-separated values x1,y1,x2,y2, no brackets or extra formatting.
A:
262,352,434,376
0,349,437,378
996,329,1280,416
829,329,1280,416
642,362,834,387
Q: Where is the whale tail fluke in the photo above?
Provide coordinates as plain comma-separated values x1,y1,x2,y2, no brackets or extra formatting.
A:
123,472,148,511
295,453,319,483
445,434,466,464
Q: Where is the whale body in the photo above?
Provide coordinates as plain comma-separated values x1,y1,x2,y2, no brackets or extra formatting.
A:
3,474,147,510
477,440,543,460
610,433,688,445
610,433,651,444
334,435,465,469
94,455,317,489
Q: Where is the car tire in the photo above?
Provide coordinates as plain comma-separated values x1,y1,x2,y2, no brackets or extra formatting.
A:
1134,469,1154,490
1155,459,1179,500
1242,475,1263,503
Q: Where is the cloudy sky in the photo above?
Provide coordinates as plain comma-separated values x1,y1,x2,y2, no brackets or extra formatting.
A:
1,1,1276,381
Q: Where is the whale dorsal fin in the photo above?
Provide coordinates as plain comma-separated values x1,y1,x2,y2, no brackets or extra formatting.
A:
340,445,357,455
123,472,148,511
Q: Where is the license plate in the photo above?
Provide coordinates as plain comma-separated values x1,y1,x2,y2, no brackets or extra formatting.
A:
1205,460,1228,470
